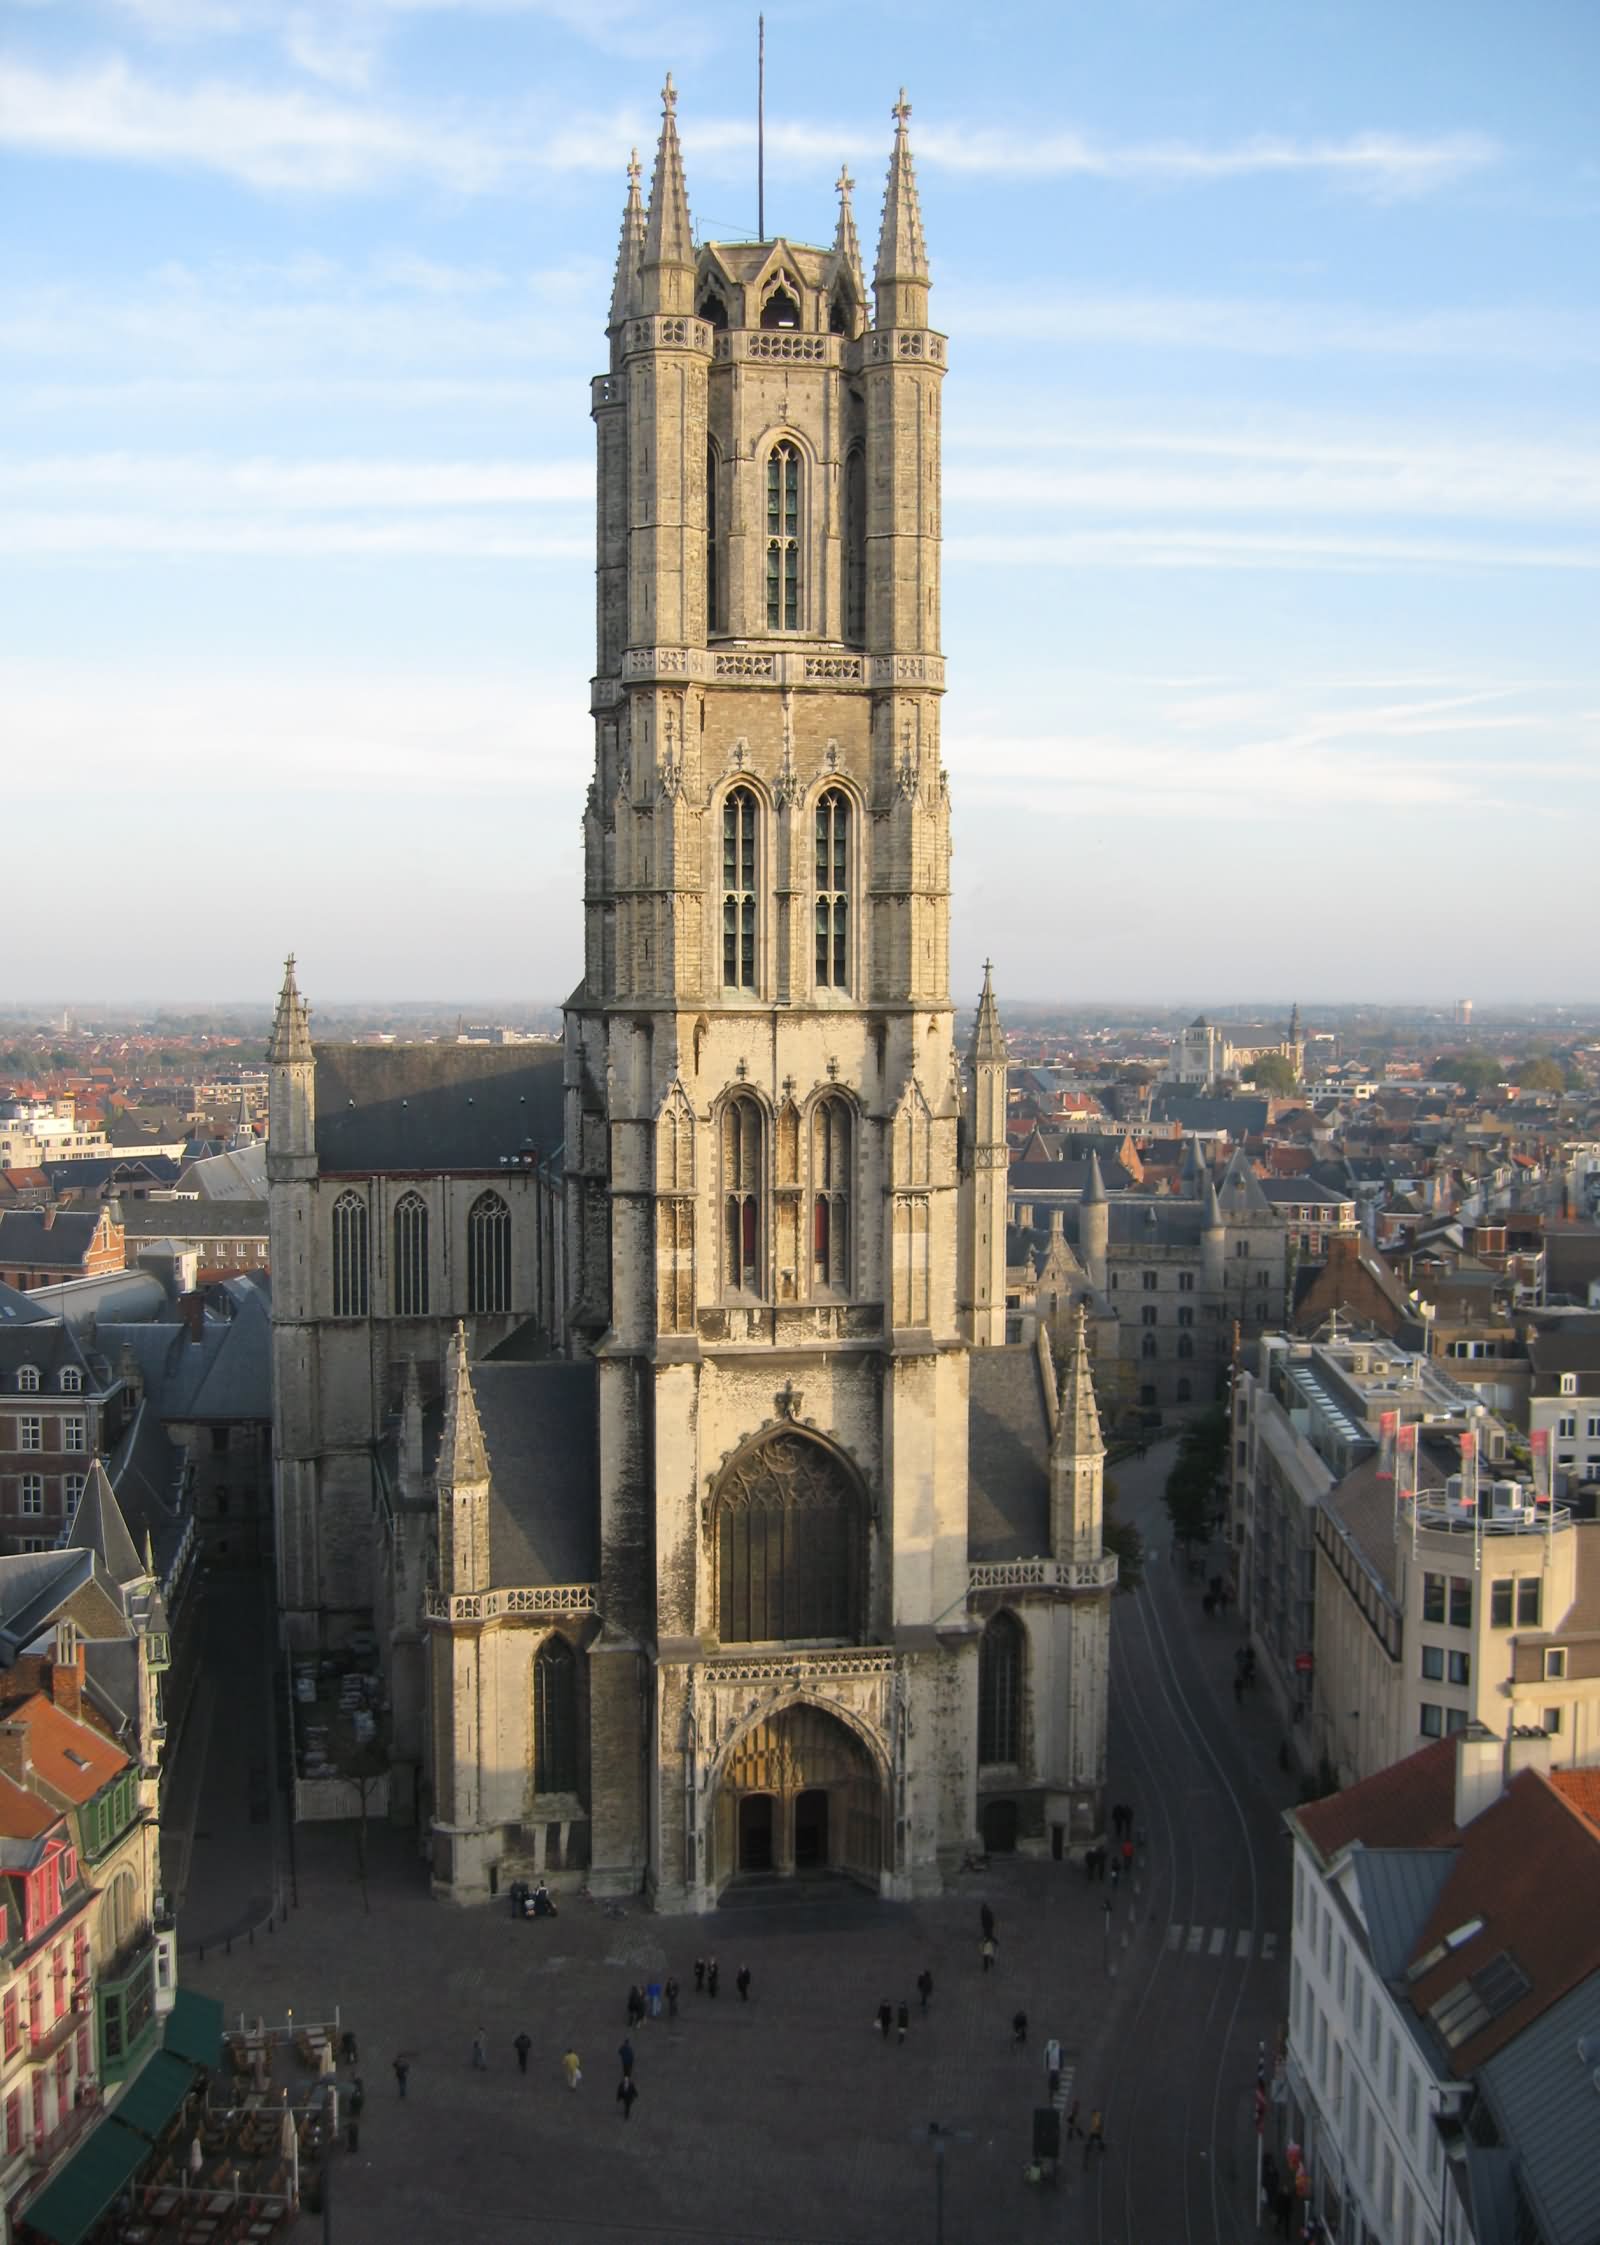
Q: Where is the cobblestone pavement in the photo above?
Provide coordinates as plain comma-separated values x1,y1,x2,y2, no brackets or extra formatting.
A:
183,1440,1296,2245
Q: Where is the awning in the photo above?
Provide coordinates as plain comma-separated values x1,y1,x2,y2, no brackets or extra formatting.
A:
17,2117,145,2245
162,1986,223,2070
110,2047,194,2140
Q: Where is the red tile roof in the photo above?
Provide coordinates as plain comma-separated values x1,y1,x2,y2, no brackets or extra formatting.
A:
1551,1767,1600,1832
6,1695,128,1806
1291,1738,1459,1862
0,1774,56,1842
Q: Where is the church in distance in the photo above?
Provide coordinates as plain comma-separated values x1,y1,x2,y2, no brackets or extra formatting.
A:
265,82,1117,1910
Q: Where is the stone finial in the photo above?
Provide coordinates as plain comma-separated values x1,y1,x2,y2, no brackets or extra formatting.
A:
642,74,694,272
438,1322,490,1489
831,163,866,305
874,84,930,319
268,954,313,1066
609,146,647,328
1054,1302,1105,1464
967,959,1007,1067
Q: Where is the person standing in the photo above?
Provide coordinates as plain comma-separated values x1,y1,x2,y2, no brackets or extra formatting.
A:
392,2057,409,2099
979,1902,996,1943
513,2033,531,2076
896,2001,909,2046
1043,2037,1062,2101
616,2075,638,2122
618,2037,635,2080
693,1957,705,1993
561,2047,582,2092
1011,2010,1028,2048
736,1965,752,2003
664,1977,680,2019
706,1958,720,1999
1064,2097,1082,2140
1085,2109,1106,2163
471,2029,488,2072
876,1999,893,2041
626,1985,645,2029
980,1934,997,1972
916,1968,933,2014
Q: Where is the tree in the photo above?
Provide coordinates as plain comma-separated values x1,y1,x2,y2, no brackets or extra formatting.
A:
1101,1471,1143,1595
1513,1057,1565,1095
1437,1051,1501,1096
1163,1406,1229,1549
1245,1052,1297,1095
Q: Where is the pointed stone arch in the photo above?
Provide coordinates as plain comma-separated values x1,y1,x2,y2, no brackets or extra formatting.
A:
712,1426,867,1644
709,1695,886,1889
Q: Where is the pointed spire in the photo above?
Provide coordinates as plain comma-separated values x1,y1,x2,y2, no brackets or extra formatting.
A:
874,87,929,327
641,73,694,309
68,1459,144,1588
142,1528,155,1576
968,960,1007,1067
831,163,866,305
1202,1168,1224,1231
437,1322,489,1489
1083,1149,1107,1206
268,954,313,1066
1055,1303,1105,1462
609,147,646,330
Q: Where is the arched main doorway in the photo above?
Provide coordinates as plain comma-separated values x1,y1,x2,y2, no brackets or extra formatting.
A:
712,1703,882,1891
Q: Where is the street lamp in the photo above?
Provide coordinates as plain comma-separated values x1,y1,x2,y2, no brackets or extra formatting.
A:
918,2120,971,2245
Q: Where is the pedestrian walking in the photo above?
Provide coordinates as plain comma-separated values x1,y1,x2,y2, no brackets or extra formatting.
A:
694,1957,705,1992
665,1976,680,2019
618,2037,635,2080
617,2075,638,2121
1085,2108,1106,2163
626,1984,645,2029
392,2057,409,2099
1011,2010,1028,2047
896,2001,909,2046
916,1968,933,2013
561,2047,582,2092
647,1981,662,2019
1064,2097,1082,2140
706,1958,720,1999
1043,2037,1062,2100
1121,1837,1134,1877
979,1902,996,1942
1083,1845,1095,1882
471,2028,488,2072
980,1935,997,1972
513,2033,531,2076
876,1998,893,2041
736,1965,752,2003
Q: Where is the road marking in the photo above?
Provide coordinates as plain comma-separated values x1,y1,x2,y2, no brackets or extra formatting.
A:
1166,1924,1181,1952
1262,1933,1278,1962
1235,1930,1253,1959
1209,1926,1226,1957
1187,1925,1204,1953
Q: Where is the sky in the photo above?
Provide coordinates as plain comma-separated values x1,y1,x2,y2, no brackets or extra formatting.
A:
3,0,1597,1010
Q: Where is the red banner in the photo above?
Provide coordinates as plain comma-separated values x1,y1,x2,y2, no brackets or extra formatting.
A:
1531,1428,1550,1504
1377,1409,1398,1482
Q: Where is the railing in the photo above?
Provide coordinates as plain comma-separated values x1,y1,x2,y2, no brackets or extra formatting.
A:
619,646,945,690
968,1555,1119,1593
424,1584,601,1624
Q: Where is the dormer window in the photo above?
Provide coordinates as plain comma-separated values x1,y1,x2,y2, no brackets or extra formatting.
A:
759,276,801,331
59,1367,82,1394
17,1366,38,1393
696,280,729,330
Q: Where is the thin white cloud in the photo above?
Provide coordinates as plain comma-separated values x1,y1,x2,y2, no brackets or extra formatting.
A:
946,528,1600,572
0,511,590,556
0,452,591,505
916,125,1499,200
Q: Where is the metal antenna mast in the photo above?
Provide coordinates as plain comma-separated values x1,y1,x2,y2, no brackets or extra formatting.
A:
757,14,766,239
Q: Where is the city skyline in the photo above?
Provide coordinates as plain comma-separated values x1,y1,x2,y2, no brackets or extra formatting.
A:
4,0,1596,1004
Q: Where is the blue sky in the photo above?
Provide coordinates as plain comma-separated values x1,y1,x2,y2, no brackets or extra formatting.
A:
4,0,1596,1008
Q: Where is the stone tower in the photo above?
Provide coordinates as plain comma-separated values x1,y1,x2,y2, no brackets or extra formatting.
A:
963,962,1010,1348
569,83,978,1907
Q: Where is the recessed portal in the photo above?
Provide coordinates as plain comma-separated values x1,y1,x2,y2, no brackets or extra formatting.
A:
980,1797,1019,1855
793,1787,830,1870
738,1792,775,1872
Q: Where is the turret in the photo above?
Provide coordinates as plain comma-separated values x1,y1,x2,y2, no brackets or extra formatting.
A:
873,89,930,331
639,75,694,317
1051,1305,1105,1564
266,954,316,1176
436,1323,491,1599
1080,1151,1109,1293
1201,1169,1225,1292
964,963,1009,1347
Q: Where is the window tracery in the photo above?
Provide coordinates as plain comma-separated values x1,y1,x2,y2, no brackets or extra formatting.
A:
722,786,758,989
766,443,801,631
722,1094,765,1294
467,1190,511,1316
978,1611,1023,1765
533,1634,579,1796
332,1191,368,1319
810,1096,852,1294
392,1191,429,1318
715,1432,864,1643
814,789,850,989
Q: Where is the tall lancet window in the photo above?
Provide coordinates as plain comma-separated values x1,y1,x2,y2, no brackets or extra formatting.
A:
467,1190,511,1315
722,787,757,989
706,438,720,636
331,1191,368,1318
766,442,801,631
392,1191,429,1317
843,446,866,644
533,1634,579,1796
722,1094,765,1294
810,1096,852,1294
814,789,849,989
978,1610,1024,1766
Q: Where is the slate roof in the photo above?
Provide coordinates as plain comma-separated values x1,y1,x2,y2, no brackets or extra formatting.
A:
1476,1972,1600,2245
1350,1847,1455,1978
12,1271,168,1331
102,1400,187,1578
97,1291,271,1425
1527,1322,1600,1376
1217,1147,1273,1219
39,1156,182,1197
0,1281,52,1327
967,1346,1051,1561
0,1551,96,1659
313,1043,566,1174
1151,1093,1270,1134
0,1209,104,1271
175,1143,267,1200
0,1320,98,1395
119,1201,269,1241
68,1460,145,1587
469,1360,600,1587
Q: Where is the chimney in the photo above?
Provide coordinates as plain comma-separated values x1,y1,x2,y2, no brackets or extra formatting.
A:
50,1621,83,1722
178,1292,205,1344
1505,1725,1552,1785
1453,1724,1504,1829
0,1722,31,1788
40,1208,55,1232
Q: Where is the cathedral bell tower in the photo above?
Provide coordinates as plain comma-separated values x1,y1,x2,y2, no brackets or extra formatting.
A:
569,82,977,1907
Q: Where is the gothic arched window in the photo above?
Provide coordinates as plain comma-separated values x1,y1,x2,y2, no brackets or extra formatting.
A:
978,1610,1024,1766
715,1432,864,1643
811,1096,852,1293
467,1190,511,1315
1177,1333,1194,1359
533,1634,579,1796
815,789,850,989
722,787,758,989
1141,1333,1158,1358
392,1191,429,1317
843,445,866,643
766,442,801,631
332,1191,368,1319
722,1094,764,1295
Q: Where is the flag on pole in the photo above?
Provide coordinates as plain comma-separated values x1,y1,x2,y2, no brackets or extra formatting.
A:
1459,1429,1478,1512
1377,1409,1398,1482
1531,1428,1550,1506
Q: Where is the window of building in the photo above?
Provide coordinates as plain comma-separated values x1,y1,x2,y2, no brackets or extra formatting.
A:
1559,1372,1577,1395
1588,1416,1600,1440
19,1417,41,1453
63,1474,84,1520
2,1992,15,2059
1489,1578,1513,1628
1420,1702,1442,1737
705,438,720,633
1352,1975,1365,2040
1544,1647,1567,1681
1141,1306,1158,1328
1177,1335,1194,1359
1447,1649,1470,1687
1517,1577,1541,1627
532,1634,579,1796
1557,1414,1577,1439
1236,1241,1249,1259
1420,1645,1443,1682
810,1097,852,1294
978,1610,1024,1766
1142,1270,1157,1292
1178,1271,1195,1292
1544,1706,1562,1735
814,790,850,989
722,1095,765,1295
19,1476,43,1516
1367,1996,1380,2064
466,1191,512,1316
331,1191,369,1318
1448,1579,1472,1630
3,2090,17,2156
1445,1706,1469,1734
17,1366,38,1394
392,1191,429,1318
1405,2068,1420,2148
1176,1305,1194,1328
765,441,801,630
1138,1383,1156,1407
62,1418,85,1453
59,1368,81,1395
722,787,758,989
1140,1335,1157,1359
715,1431,864,1643
1422,1573,1445,1624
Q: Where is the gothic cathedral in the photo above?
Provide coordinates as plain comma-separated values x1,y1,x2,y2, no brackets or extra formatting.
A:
266,82,1115,1910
